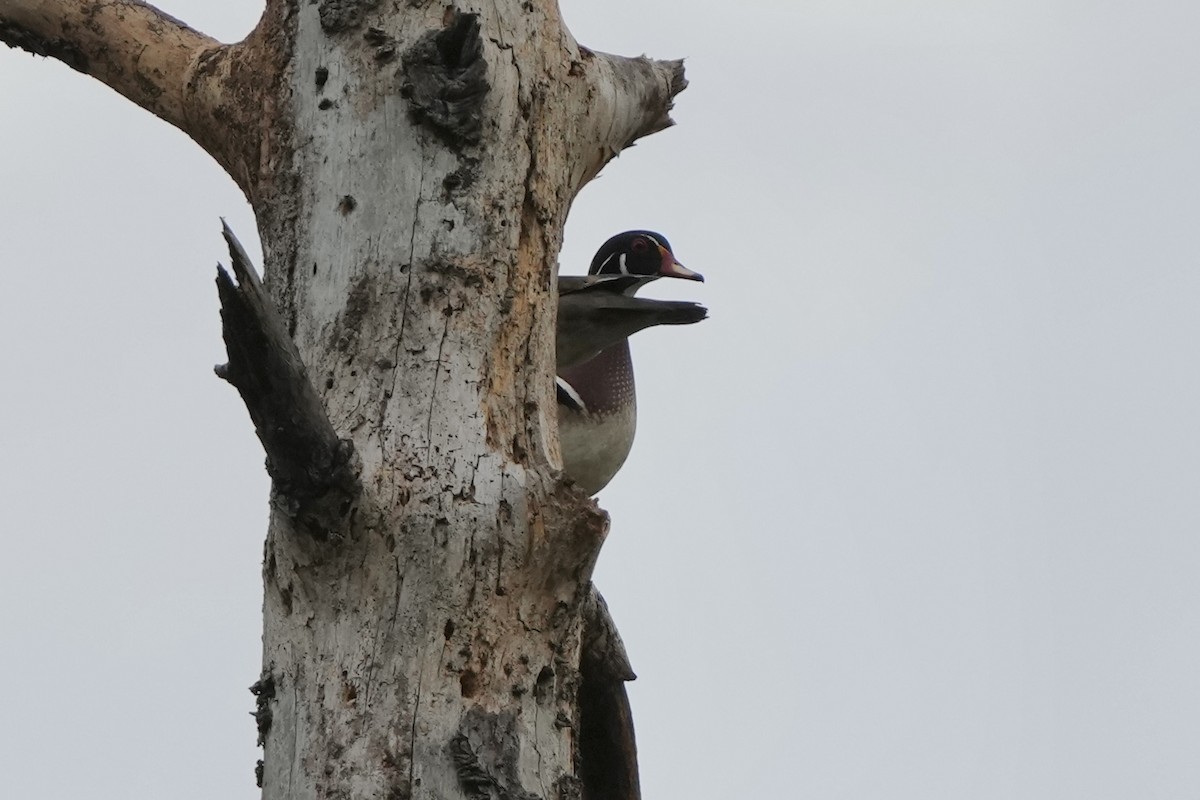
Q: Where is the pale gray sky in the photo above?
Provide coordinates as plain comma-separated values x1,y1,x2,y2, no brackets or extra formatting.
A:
3,1,1199,798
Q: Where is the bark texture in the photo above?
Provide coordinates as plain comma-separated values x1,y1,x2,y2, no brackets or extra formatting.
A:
4,1,686,798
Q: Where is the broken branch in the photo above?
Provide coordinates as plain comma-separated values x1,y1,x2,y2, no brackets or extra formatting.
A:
215,221,361,535
569,51,688,187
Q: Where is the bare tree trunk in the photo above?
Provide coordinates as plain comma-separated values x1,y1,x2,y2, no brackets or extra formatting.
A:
1,2,685,797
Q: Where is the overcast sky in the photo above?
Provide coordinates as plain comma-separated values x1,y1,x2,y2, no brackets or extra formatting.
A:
3,1,1199,798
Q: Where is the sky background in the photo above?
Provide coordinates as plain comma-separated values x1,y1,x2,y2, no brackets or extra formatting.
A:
3,1,1200,797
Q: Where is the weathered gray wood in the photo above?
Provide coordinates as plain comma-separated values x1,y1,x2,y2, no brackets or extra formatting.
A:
3,2,687,798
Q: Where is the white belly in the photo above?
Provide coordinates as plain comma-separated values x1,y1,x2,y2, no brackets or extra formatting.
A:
559,404,637,495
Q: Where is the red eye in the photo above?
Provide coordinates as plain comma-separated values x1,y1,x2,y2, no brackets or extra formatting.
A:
630,238,649,253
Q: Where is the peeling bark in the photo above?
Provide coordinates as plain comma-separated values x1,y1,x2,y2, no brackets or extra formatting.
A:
5,1,688,799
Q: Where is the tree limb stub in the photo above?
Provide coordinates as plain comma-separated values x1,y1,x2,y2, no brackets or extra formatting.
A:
215,222,361,534
568,50,688,188
0,0,220,137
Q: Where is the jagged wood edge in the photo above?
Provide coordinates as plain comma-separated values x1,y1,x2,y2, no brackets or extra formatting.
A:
215,221,361,535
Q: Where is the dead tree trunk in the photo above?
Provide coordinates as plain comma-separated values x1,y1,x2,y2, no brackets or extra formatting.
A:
1,1,685,798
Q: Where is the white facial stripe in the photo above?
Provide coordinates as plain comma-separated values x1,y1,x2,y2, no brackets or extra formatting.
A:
556,377,586,411
597,251,617,273
642,233,662,249
618,252,629,274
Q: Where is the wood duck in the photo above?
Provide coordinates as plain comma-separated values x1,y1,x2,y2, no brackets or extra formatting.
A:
556,231,704,495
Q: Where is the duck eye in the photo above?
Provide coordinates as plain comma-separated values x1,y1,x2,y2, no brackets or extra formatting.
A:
630,238,649,253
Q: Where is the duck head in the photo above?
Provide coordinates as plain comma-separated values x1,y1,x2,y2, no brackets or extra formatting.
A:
588,230,704,282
